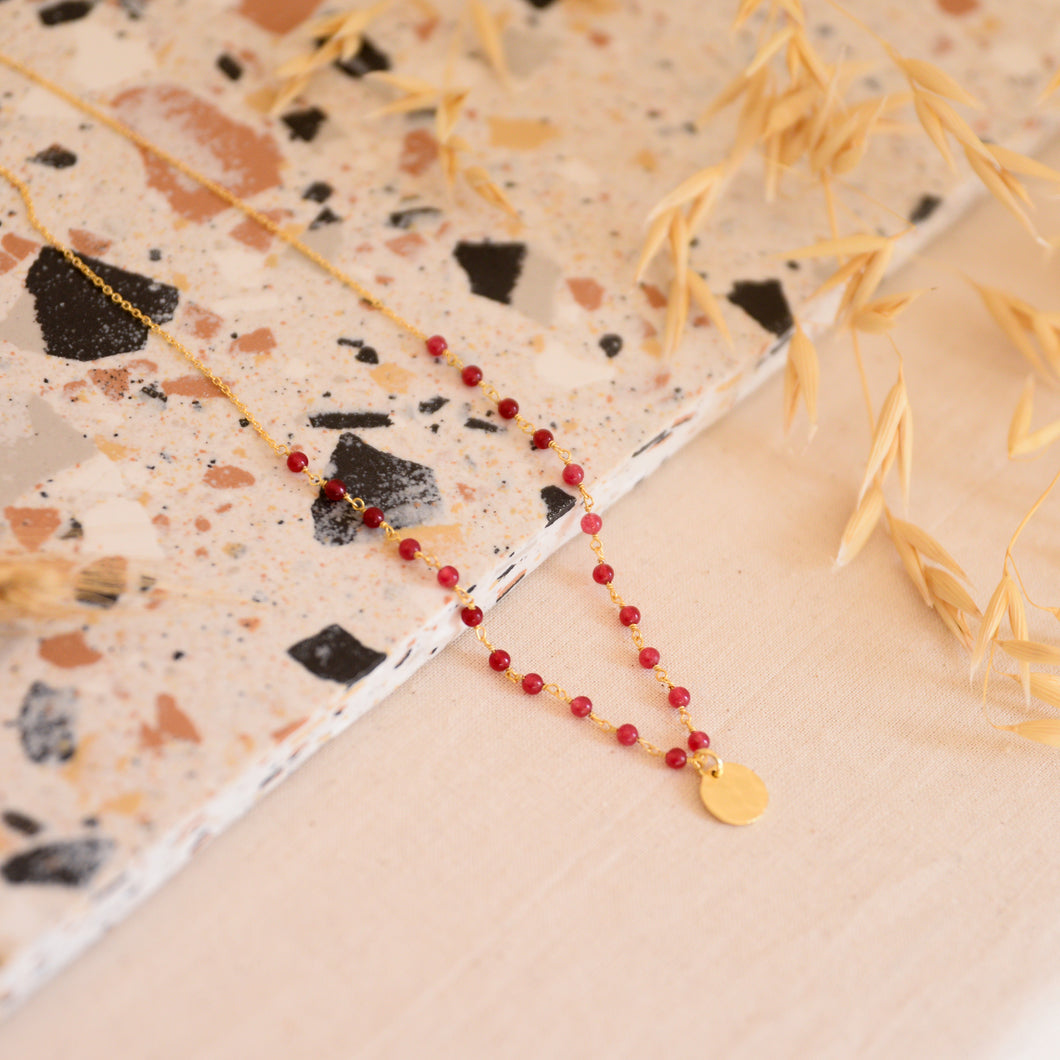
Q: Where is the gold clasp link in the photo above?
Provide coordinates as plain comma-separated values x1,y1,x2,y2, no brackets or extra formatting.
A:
691,749,724,779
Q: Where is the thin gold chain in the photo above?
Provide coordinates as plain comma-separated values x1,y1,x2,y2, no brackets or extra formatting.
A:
0,50,723,778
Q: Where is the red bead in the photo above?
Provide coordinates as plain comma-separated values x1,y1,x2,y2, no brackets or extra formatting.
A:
498,397,519,419
668,686,690,708
688,731,710,751
461,365,483,386
362,506,384,528
286,451,308,472
398,538,420,560
580,513,602,535
665,747,688,770
639,647,660,669
437,565,459,588
569,696,592,718
426,334,448,357
616,723,639,746
461,606,483,627
592,563,614,585
562,464,584,485
489,649,511,672
532,428,554,450
323,478,347,501
521,672,544,695
619,605,640,627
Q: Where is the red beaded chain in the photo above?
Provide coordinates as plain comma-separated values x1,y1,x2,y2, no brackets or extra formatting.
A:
283,332,715,774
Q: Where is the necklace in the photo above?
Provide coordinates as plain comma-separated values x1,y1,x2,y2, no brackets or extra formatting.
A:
0,52,768,826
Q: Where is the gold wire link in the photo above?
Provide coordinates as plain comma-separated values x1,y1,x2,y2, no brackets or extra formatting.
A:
473,626,495,652
543,683,570,703
416,550,440,569
0,50,723,773
677,708,696,733
454,587,475,607
652,667,674,690
690,750,724,779
605,585,624,608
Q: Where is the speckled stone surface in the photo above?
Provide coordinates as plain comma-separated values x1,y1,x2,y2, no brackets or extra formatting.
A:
0,0,1056,1019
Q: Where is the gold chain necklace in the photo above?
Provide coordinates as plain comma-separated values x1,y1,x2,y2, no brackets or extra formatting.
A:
0,51,768,825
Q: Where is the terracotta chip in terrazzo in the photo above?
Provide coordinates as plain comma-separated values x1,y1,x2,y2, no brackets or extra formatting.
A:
17,682,79,764
540,485,576,526
27,248,179,361
454,241,527,305
236,0,321,34
203,465,255,489
726,278,794,337
5,506,61,551
88,368,131,401
568,278,605,312
230,327,276,355
310,432,441,545
1,838,114,887
112,86,283,223
400,129,439,176
287,624,387,684
38,631,103,670
2,233,37,260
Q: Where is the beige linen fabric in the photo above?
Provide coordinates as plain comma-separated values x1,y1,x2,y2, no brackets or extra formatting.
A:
6,144,1060,1060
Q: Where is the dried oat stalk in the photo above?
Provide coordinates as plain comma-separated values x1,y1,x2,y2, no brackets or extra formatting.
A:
271,1,392,114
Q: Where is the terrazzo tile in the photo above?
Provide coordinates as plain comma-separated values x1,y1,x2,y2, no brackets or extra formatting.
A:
0,0,1057,1019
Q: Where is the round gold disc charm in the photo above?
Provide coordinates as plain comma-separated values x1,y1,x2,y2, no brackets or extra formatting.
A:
699,762,768,826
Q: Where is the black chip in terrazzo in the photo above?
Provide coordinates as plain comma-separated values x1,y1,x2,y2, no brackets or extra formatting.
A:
453,241,527,305
310,432,441,545
355,346,378,364
333,37,391,78
726,278,793,337
281,106,327,142
27,247,179,361
389,206,442,229
38,0,93,25
303,181,333,203
519,0,559,7
31,144,77,168
309,206,341,230
2,837,114,887
633,428,671,458
2,810,43,836
465,417,499,433
541,485,576,526
909,194,942,224
216,53,243,80
140,382,167,403
308,411,392,429
17,681,78,764
418,396,448,414
599,333,623,358
287,624,387,684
